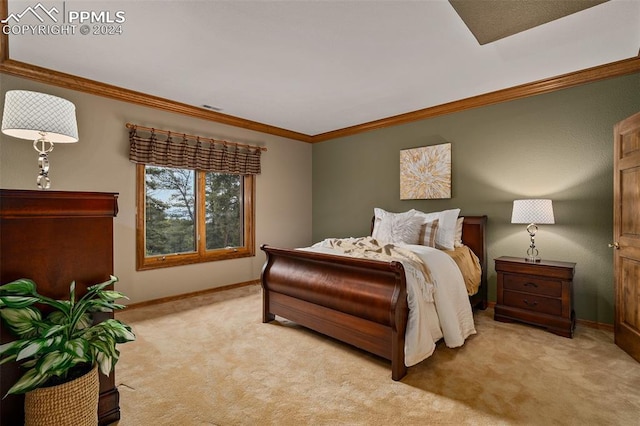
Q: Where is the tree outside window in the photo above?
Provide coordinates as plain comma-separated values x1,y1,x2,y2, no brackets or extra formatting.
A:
136,165,254,270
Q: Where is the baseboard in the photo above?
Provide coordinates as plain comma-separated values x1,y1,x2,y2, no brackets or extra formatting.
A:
485,301,613,332
124,279,260,310
576,318,614,332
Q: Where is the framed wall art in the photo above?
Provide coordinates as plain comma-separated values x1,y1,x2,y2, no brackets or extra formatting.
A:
400,143,451,199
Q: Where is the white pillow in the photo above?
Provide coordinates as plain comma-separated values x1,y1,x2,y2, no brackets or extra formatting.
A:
372,208,422,245
454,216,464,248
411,208,461,250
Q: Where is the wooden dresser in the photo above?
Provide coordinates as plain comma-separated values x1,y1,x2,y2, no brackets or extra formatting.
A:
494,256,576,338
0,189,120,425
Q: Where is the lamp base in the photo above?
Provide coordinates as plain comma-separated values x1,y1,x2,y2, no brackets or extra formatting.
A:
34,137,53,190
525,225,541,262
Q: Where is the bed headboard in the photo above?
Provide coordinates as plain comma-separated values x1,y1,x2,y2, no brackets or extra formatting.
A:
461,216,488,307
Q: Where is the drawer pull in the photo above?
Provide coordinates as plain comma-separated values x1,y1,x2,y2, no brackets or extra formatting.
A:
524,282,538,288
523,299,538,307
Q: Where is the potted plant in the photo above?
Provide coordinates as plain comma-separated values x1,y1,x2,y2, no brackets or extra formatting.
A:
0,275,135,426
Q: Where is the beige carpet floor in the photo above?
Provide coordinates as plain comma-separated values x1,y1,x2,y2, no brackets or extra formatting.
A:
114,285,640,425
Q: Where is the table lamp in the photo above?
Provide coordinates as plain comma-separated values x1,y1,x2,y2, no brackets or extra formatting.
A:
511,199,555,262
2,90,78,189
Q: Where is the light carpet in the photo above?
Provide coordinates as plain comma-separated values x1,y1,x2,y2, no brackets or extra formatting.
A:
114,285,640,425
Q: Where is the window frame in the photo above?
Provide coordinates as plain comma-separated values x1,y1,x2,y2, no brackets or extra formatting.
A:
135,164,255,271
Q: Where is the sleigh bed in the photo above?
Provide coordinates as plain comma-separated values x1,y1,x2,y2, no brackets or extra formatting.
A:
260,215,487,381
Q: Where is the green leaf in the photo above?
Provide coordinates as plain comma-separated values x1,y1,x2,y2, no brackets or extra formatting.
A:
0,306,41,323
64,339,89,359
0,354,18,366
36,351,72,376
16,339,47,361
0,279,36,295
46,311,65,326
101,320,136,343
5,367,49,395
15,335,63,361
69,280,76,308
77,313,92,330
42,324,67,339
21,358,37,368
87,318,136,346
0,340,23,357
90,336,117,362
0,296,40,309
86,276,118,294
97,290,129,302
95,351,113,376
85,302,114,313
0,307,41,337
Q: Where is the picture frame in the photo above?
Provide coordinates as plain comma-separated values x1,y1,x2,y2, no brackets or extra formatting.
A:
400,143,451,199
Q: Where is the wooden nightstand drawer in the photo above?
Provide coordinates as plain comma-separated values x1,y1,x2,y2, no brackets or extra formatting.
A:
494,256,576,338
503,274,562,297
503,290,562,316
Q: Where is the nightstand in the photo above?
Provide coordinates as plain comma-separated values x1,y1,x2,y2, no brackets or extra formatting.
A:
494,256,576,338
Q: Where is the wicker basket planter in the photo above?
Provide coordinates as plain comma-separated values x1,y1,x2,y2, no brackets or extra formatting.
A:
24,364,99,426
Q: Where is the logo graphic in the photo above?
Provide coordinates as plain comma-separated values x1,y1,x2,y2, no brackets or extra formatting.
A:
2,2,126,36
1,2,59,24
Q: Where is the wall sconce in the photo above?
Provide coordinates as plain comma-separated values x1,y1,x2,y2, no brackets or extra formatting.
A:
511,199,555,262
1,90,78,189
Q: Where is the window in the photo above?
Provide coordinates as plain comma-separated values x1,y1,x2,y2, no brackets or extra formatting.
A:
136,164,255,270
128,124,262,270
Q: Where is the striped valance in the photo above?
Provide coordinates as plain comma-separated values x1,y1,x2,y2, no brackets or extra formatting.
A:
128,124,263,175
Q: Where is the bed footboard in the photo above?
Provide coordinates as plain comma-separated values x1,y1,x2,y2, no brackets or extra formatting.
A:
260,245,409,380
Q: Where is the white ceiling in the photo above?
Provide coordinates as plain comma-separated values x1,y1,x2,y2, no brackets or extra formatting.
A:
6,0,640,136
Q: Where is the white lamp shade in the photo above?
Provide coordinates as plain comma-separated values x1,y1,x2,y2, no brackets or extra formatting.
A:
511,199,555,224
2,90,78,143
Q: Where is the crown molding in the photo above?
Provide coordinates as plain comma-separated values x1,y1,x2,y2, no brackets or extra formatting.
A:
311,55,640,142
1,0,638,145
0,59,313,143
3,55,638,144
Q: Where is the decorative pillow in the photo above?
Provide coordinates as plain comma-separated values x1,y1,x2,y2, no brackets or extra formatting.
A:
418,219,439,248
372,208,422,244
454,216,464,248
410,208,461,250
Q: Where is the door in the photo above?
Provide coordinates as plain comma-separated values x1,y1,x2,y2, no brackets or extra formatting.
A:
613,111,640,361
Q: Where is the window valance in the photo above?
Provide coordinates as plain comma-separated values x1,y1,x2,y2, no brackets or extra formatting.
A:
127,123,264,175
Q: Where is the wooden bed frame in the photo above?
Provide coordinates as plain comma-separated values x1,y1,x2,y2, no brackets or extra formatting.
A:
260,215,487,380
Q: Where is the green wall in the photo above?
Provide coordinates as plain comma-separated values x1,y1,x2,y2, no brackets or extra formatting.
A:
312,73,640,324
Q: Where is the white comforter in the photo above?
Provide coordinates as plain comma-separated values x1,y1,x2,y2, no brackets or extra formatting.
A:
302,241,476,366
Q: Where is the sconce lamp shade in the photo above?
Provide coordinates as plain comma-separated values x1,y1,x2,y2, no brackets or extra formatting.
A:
511,199,555,225
2,90,78,143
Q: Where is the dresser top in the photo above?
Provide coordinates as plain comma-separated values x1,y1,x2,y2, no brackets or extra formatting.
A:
0,189,119,218
495,256,576,269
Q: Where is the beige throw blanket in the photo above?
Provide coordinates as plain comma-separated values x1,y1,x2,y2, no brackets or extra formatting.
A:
443,246,482,295
320,236,434,295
